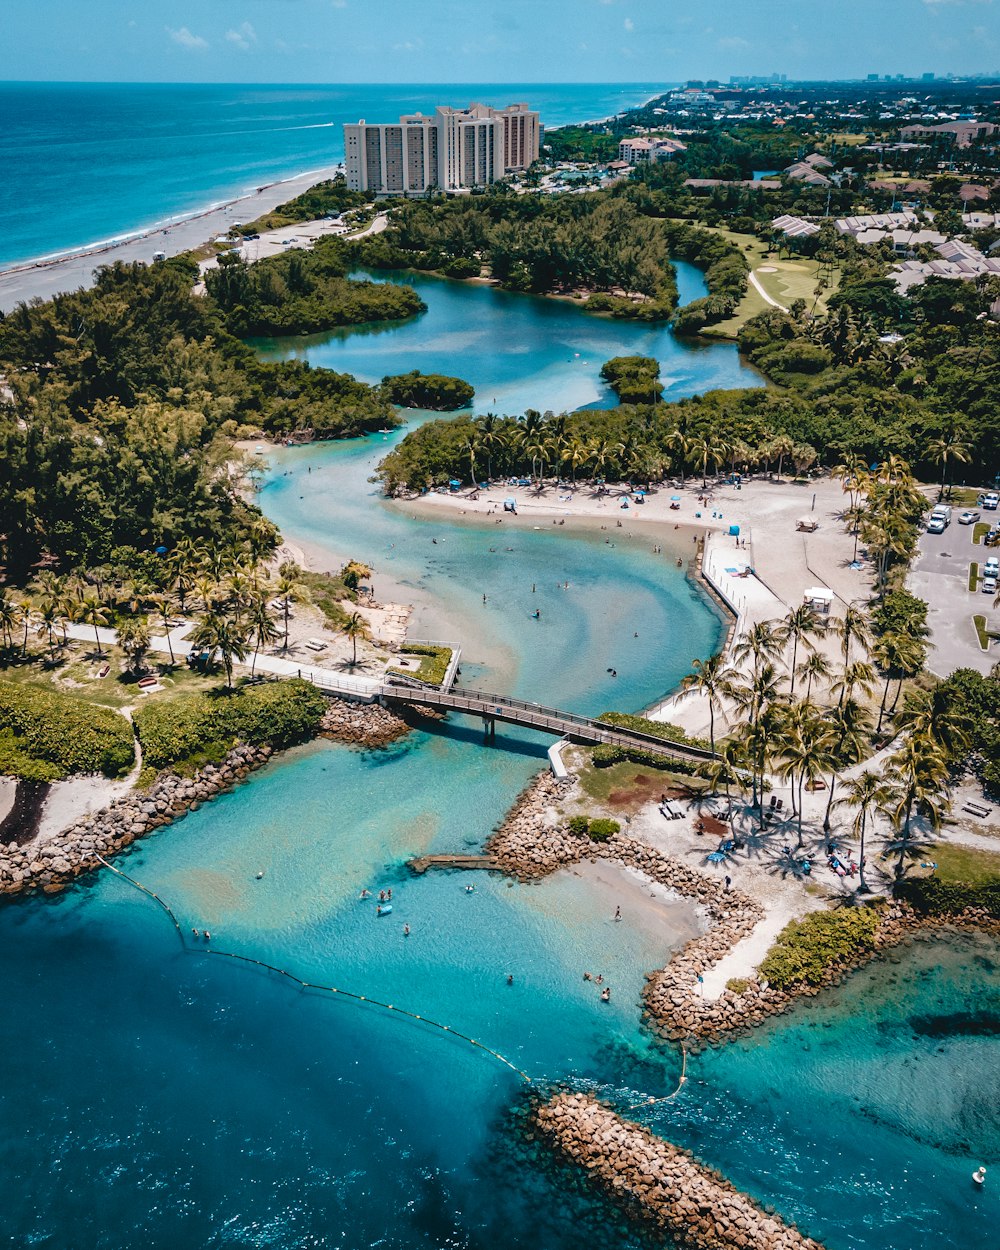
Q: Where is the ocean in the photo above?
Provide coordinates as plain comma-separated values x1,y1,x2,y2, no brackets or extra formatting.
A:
0,81,666,269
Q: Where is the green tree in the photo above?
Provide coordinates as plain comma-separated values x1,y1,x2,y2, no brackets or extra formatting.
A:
681,652,735,755
342,611,369,666
117,616,151,675
836,769,896,894
190,610,250,689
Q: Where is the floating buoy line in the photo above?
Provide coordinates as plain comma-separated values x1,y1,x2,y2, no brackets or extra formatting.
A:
96,854,531,1082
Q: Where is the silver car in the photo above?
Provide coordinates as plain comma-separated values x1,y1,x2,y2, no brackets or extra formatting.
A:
959,510,980,525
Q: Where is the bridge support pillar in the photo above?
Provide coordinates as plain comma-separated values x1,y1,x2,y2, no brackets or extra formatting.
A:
484,716,496,741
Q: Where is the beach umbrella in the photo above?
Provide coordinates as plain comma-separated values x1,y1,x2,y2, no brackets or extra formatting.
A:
154,545,168,554
449,479,462,487
671,495,681,502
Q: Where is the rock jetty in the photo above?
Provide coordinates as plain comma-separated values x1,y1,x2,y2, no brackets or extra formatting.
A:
320,696,411,748
532,1091,824,1250
0,743,272,898
485,770,971,1044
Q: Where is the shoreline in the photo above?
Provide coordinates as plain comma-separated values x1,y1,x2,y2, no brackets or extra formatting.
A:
0,163,344,313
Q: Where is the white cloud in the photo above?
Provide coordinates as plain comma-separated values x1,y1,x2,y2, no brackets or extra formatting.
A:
393,37,424,51
718,35,750,49
924,0,992,6
167,26,208,51
624,16,634,31
225,22,257,51
331,0,348,7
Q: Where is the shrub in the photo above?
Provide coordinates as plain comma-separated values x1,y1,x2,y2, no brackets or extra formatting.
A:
758,906,883,991
597,711,709,751
134,679,325,770
592,743,697,774
568,815,590,836
380,370,474,411
895,877,1000,919
588,817,621,841
0,681,134,779
726,977,750,995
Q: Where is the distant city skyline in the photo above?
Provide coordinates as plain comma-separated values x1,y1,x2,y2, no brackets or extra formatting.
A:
1,0,998,85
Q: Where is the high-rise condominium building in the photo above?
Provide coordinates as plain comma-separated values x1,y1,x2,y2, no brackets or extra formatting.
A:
344,102,540,195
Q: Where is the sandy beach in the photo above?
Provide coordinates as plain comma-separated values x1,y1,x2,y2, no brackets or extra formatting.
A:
0,163,344,313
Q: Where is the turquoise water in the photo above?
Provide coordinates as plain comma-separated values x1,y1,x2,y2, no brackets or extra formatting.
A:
0,82,667,269
255,261,761,416
3,258,999,1248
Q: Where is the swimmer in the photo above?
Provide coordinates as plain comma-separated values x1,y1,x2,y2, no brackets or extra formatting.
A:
614,906,622,921
403,923,410,936
507,973,514,985
601,986,611,1002
583,971,592,981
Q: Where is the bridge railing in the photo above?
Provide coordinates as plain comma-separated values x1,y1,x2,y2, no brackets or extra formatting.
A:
379,682,715,761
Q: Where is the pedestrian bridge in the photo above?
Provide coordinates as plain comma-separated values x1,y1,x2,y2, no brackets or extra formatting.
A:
378,682,715,763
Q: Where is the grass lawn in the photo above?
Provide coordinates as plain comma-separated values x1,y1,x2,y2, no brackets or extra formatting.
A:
695,227,840,339
928,841,1000,886
572,750,703,806
1,645,224,709
973,614,991,650
973,521,991,544
970,562,980,592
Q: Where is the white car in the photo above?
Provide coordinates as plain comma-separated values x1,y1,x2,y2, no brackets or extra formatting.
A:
926,516,946,534
984,558,1000,578
959,510,980,525
984,493,1000,511
983,575,998,595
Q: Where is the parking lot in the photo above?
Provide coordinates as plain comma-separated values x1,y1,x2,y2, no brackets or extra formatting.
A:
909,500,1000,676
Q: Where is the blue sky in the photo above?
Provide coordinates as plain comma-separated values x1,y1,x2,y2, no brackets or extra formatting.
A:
2,0,998,83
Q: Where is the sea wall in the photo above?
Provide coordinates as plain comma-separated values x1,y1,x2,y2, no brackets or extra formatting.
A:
531,1091,824,1250
320,696,411,747
0,744,272,898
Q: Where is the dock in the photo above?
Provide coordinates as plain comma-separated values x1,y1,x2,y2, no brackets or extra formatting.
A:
408,854,498,874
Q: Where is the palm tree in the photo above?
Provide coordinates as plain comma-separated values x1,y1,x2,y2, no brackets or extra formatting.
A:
189,610,250,689
835,603,872,672
775,702,833,848
342,611,368,666
247,594,280,676
831,659,877,708
475,414,504,481
35,599,60,662
768,433,795,480
79,594,111,656
664,427,688,483
836,770,896,894
151,594,176,664
873,631,924,733
926,429,972,502
732,619,785,677
885,734,950,876
891,685,971,758
117,616,151,675
687,434,727,489
796,649,833,700
779,605,822,696
697,737,748,806
275,562,310,650
0,594,18,651
681,652,735,755
821,697,874,833
18,598,33,656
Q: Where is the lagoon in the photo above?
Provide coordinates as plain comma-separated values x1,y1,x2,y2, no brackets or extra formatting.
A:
2,260,998,1250
253,260,763,417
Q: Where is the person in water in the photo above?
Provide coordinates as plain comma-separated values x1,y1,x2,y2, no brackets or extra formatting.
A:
360,888,371,899
532,609,540,619
601,987,611,1002
403,923,410,937
614,906,622,921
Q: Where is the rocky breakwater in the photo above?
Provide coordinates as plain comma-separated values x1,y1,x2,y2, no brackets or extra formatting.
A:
486,771,581,878
0,744,272,898
320,697,411,748
532,1091,824,1250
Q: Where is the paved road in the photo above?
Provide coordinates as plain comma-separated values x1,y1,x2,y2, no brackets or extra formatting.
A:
908,524,998,676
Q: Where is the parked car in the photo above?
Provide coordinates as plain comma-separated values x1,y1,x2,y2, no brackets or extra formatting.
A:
983,575,998,595
986,530,1000,547
984,557,1000,577
926,516,947,534
984,493,1000,511
959,510,981,525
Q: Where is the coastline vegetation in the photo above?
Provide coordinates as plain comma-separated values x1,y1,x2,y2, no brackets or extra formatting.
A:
0,681,135,781
206,240,425,336
379,370,474,411
758,906,884,991
134,678,326,773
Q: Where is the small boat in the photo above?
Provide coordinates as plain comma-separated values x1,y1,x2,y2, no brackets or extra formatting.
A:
973,1166,986,1187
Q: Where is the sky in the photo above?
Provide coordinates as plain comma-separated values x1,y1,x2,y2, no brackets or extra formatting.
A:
1,0,998,84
